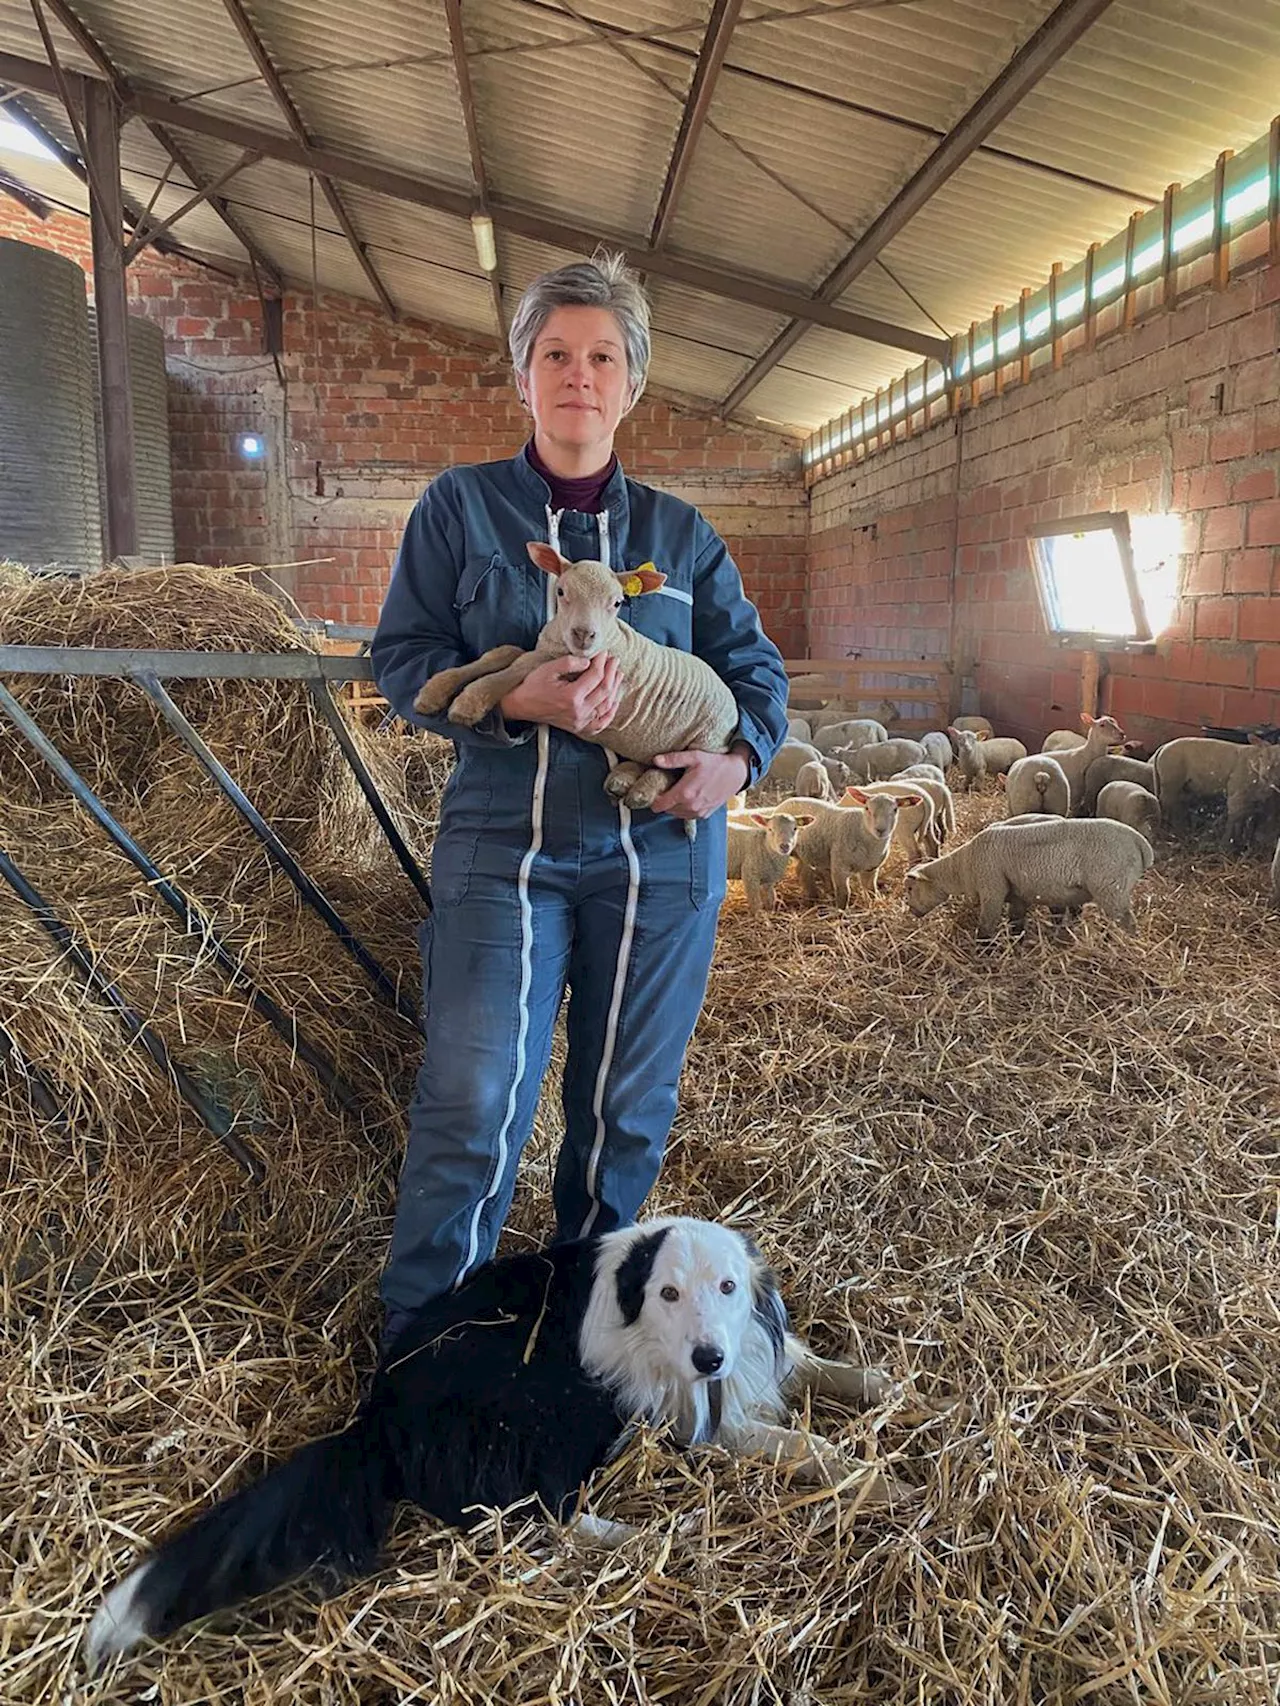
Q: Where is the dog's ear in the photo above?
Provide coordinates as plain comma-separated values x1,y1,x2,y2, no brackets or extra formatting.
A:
741,1234,790,1378
612,1226,671,1326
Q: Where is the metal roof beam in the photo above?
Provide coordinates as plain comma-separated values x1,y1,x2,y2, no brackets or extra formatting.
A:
648,0,741,248
0,47,946,360
718,0,1116,414
217,0,396,317
442,0,505,338
35,0,282,288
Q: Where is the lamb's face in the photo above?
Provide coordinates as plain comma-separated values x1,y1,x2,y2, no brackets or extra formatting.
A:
544,561,625,658
904,866,944,916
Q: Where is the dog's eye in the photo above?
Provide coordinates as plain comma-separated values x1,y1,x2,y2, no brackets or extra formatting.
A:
720,1279,736,1294
660,1284,680,1302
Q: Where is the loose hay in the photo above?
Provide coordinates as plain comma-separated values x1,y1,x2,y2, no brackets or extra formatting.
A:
3,571,1280,1702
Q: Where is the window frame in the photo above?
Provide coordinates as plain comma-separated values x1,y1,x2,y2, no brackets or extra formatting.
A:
1026,510,1152,646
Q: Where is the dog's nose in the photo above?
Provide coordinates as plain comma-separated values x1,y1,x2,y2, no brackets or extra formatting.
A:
691,1342,724,1376
570,626,597,651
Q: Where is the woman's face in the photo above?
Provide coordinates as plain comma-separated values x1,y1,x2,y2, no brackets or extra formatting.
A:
523,304,633,470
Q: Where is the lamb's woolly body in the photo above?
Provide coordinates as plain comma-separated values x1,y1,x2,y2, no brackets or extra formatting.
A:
1051,717,1125,814
1042,729,1086,752
786,716,813,744
948,728,985,791
905,816,1153,938
1153,736,1280,849
1005,753,1070,817
972,737,1028,777
794,759,837,800
952,715,993,740
845,738,927,783
919,732,954,772
1096,779,1161,844
1082,753,1156,814
766,739,825,787
813,718,887,754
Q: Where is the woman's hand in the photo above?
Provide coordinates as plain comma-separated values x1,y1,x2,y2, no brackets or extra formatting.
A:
648,746,752,820
500,653,623,736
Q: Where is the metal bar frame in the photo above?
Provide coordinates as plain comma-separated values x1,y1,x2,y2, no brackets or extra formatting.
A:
0,48,945,359
0,846,264,1179
717,0,1117,413
122,147,261,262
134,673,423,1034
219,0,397,317
0,646,373,678
0,1018,67,1125
34,0,283,288
0,680,365,1116
648,0,742,248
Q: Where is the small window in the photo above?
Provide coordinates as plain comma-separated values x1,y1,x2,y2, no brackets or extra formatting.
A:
1027,512,1151,644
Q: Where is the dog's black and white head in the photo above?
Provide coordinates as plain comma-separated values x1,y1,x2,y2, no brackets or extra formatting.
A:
579,1218,792,1445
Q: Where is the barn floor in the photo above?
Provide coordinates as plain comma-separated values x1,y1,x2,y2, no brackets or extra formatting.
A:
4,696,1280,1701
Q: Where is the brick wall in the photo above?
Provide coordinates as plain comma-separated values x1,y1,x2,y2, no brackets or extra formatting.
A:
808,243,1280,749
0,200,807,653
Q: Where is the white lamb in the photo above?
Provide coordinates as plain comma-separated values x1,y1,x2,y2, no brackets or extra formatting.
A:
1095,780,1161,846
1081,753,1156,815
786,716,813,743
794,758,838,800
896,762,947,785
813,718,887,754
844,738,927,783
1004,753,1070,817
919,731,954,772
416,546,737,810
952,715,993,740
765,739,826,789
843,781,938,864
904,817,1153,939
775,790,919,907
1041,729,1086,752
972,736,1028,777
1048,714,1126,815
1153,735,1280,851
726,811,813,912
947,727,985,792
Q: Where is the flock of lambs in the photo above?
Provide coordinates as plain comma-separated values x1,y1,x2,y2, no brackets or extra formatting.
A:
728,706,1280,938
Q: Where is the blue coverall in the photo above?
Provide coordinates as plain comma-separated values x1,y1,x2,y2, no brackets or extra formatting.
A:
370,445,789,1328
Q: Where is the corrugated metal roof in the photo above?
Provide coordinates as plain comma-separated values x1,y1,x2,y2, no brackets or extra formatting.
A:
1,0,1277,438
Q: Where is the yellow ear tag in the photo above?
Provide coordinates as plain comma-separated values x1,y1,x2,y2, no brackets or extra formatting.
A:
620,573,645,596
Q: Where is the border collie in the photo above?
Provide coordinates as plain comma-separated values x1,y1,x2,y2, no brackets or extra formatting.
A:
85,1217,891,1669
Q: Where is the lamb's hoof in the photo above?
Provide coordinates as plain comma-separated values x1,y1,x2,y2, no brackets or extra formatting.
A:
448,686,489,727
414,674,460,716
602,771,633,800
624,778,666,810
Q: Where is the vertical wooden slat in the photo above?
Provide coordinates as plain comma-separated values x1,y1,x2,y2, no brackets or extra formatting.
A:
1269,116,1279,262
923,362,934,431
1018,286,1031,384
1081,650,1100,720
84,80,138,562
992,304,1005,396
967,321,978,407
1211,148,1233,290
1049,263,1064,369
1082,241,1099,352
1161,182,1180,309
1122,212,1140,328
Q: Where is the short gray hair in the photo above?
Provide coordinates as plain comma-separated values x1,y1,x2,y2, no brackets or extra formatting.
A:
509,250,651,406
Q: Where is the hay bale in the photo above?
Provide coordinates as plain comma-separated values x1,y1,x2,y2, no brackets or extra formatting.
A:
4,600,1280,1702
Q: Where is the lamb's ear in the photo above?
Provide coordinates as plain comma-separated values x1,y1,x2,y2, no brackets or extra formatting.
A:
618,562,667,594
1081,712,1096,727
527,541,570,575
749,811,772,826
894,793,923,809
741,1235,790,1379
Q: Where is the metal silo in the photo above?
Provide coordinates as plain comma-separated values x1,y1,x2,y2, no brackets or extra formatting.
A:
0,237,103,573
89,306,176,564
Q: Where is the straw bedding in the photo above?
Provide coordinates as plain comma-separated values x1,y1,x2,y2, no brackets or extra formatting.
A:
2,566,1279,1704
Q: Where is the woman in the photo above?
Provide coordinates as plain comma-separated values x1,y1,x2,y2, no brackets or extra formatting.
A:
370,252,789,1349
